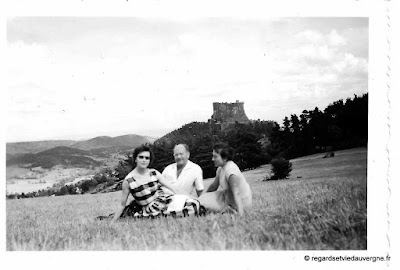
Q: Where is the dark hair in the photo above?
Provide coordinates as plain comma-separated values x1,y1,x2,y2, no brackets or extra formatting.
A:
213,142,234,161
132,145,154,165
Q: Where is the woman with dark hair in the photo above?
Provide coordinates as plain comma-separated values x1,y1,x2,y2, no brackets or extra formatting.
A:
103,145,203,221
198,142,252,216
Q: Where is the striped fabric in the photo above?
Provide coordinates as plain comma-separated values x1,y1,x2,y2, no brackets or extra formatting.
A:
126,171,163,206
120,170,205,219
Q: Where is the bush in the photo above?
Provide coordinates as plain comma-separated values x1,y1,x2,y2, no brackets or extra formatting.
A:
269,157,292,180
97,175,108,184
107,178,115,187
323,152,335,158
80,181,91,192
59,186,68,195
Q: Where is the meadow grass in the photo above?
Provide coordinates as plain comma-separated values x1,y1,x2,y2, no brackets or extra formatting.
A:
6,148,367,250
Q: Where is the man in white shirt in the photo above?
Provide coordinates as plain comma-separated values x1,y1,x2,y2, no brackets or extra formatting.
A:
162,144,204,197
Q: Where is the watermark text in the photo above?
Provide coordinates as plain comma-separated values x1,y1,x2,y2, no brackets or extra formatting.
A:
304,255,391,263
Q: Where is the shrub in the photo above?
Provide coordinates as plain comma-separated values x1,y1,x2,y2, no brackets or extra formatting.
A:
59,186,68,195
323,152,335,158
270,157,292,180
107,178,116,187
97,175,108,184
80,181,91,192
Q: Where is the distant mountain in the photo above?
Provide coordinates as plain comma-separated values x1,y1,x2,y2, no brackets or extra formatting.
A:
89,146,137,158
38,146,90,156
6,134,157,169
70,134,152,150
144,136,158,143
6,140,77,155
6,146,102,169
6,134,155,157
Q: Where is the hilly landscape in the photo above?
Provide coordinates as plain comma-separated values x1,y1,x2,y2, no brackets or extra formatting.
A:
70,134,154,150
6,94,367,197
6,133,156,194
6,140,77,156
6,134,156,157
6,146,103,169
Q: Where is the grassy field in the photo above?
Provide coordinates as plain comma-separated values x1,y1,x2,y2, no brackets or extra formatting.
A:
6,148,367,250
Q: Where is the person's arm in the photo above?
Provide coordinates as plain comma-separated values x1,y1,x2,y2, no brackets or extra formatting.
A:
195,167,204,197
206,176,219,192
205,168,220,192
112,179,131,222
156,170,199,200
154,170,185,195
227,174,244,216
196,189,204,197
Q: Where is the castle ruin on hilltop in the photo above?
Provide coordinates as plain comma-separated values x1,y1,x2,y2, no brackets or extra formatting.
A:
209,100,250,131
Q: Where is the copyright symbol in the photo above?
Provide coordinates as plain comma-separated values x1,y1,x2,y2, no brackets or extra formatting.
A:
304,255,310,261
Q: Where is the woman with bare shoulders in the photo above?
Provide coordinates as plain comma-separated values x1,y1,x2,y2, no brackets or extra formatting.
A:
198,142,252,216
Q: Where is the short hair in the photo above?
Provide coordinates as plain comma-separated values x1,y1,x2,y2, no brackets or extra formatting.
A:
132,144,154,164
174,143,190,152
213,142,234,161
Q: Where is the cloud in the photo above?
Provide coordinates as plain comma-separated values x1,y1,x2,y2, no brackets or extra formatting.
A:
327,30,347,46
292,29,347,64
6,18,368,141
269,28,367,101
295,30,325,44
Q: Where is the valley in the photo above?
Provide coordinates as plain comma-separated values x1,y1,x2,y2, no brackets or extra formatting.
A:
6,134,153,195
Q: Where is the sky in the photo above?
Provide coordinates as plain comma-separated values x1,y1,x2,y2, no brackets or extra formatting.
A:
6,17,368,142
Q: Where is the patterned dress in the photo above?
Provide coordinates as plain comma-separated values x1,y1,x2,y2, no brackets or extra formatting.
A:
117,170,205,219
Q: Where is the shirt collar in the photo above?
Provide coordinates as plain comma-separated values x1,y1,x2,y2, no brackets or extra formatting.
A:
175,160,193,171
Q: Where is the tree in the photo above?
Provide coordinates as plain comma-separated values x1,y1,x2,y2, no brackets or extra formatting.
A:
290,114,300,134
99,175,108,184
67,184,77,194
114,154,134,180
107,178,116,186
80,181,91,193
269,157,292,180
231,130,264,170
60,186,68,196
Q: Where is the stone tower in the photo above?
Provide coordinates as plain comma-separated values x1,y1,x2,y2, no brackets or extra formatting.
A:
209,100,250,131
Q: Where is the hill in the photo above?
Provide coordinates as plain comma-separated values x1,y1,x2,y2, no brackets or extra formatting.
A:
155,121,211,146
70,134,148,150
6,133,154,170
88,146,135,158
142,120,275,179
38,146,90,156
6,146,102,169
7,134,154,159
6,140,77,155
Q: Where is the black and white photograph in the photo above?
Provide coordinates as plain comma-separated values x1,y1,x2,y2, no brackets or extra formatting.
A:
2,1,399,269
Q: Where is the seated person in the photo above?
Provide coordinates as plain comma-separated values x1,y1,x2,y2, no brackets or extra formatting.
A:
198,142,252,216
162,144,204,197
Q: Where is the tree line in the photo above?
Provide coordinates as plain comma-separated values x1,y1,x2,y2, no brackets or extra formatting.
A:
6,168,119,199
267,93,368,159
